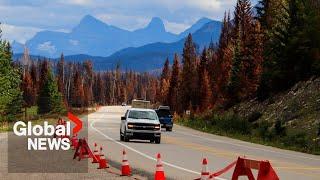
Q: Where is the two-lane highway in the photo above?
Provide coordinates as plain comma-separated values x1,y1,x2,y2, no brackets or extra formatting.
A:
88,106,320,179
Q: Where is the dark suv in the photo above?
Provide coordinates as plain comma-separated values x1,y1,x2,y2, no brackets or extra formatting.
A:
155,106,173,131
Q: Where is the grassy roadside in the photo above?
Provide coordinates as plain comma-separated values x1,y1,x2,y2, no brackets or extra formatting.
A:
175,112,320,155
0,118,58,132
0,106,96,133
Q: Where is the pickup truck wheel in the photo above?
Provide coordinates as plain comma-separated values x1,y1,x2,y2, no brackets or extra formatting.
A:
123,130,129,142
124,134,129,142
120,131,124,141
124,136,129,142
155,137,161,144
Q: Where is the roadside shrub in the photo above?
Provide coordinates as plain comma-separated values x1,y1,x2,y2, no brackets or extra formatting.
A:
257,121,274,140
175,109,319,154
247,111,262,122
212,112,252,135
282,132,308,150
274,120,287,137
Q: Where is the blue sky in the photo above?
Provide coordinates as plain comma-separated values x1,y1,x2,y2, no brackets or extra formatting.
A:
0,0,258,43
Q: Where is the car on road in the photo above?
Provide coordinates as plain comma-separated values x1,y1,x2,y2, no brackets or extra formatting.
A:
121,102,127,106
120,108,161,144
155,106,173,131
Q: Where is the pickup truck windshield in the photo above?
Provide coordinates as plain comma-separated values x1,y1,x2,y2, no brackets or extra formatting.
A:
128,110,157,120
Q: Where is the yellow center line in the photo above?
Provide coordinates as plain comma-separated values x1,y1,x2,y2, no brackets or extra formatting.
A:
274,167,320,170
164,136,239,159
163,136,320,178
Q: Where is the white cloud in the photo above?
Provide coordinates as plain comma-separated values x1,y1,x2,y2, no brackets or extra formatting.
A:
0,23,42,43
153,0,222,12
96,13,149,31
96,13,191,34
69,39,79,46
37,41,56,54
56,28,71,33
61,0,92,6
163,20,189,34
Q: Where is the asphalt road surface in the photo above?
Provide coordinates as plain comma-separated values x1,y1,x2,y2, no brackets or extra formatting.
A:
88,106,320,180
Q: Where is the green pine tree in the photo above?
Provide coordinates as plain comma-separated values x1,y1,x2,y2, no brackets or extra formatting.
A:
0,28,22,121
256,0,290,98
37,68,65,114
258,0,320,98
228,36,242,103
180,34,198,111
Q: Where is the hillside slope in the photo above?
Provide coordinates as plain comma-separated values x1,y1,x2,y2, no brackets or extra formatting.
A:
233,77,320,136
177,77,320,154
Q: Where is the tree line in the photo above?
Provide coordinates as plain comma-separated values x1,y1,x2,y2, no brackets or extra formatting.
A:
158,0,320,113
20,55,161,115
1,41,160,120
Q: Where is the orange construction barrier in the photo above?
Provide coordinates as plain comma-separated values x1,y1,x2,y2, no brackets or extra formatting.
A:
257,161,279,180
73,138,95,161
232,157,279,180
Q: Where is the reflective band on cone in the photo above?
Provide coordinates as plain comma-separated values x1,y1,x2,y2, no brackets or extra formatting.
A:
97,146,108,169
93,143,98,153
155,153,165,180
92,143,99,163
121,149,131,176
201,158,210,180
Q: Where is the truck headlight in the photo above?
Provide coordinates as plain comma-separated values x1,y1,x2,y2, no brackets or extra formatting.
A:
154,124,160,129
128,124,134,129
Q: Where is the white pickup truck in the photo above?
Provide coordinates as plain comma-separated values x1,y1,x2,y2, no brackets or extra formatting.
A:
120,108,161,144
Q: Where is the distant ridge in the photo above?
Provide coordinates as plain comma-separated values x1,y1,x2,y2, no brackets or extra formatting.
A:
13,16,222,72
16,15,216,58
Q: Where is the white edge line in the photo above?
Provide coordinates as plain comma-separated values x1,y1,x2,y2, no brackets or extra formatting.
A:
175,129,320,161
90,117,227,180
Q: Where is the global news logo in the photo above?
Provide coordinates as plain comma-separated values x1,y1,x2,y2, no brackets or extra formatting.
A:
13,121,71,150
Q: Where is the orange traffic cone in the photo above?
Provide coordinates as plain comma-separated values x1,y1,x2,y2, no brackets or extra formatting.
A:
200,158,210,180
121,149,131,176
97,146,108,169
155,153,165,180
92,143,100,163
93,143,98,153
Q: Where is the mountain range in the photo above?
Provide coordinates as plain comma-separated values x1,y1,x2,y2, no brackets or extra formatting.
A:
92,20,222,71
13,15,222,71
